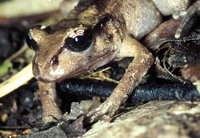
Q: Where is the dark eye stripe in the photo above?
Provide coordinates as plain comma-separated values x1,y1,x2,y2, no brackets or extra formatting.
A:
50,56,59,65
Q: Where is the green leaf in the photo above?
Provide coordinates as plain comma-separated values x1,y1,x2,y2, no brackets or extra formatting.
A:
0,61,13,78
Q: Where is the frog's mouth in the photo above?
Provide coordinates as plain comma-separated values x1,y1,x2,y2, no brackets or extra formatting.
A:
34,49,119,83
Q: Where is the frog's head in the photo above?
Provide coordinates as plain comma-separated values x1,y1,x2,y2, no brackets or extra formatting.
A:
27,17,121,82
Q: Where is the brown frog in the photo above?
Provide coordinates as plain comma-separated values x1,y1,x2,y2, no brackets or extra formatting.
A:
26,0,196,123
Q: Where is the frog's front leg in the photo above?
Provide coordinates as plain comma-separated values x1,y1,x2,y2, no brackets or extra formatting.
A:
86,35,154,123
38,81,62,124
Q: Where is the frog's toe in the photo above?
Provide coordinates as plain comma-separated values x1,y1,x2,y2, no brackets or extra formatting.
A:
86,105,108,123
43,115,61,125
175,0,200,38
85,100,118,124
42,108,62,125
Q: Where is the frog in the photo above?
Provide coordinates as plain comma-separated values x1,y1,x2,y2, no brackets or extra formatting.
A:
26,0,197,124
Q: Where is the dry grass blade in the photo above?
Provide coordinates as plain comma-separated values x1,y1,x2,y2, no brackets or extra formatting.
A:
0,63,34,98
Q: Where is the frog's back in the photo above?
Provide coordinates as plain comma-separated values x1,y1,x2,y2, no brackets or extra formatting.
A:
112,0,162,39
70,0,162,40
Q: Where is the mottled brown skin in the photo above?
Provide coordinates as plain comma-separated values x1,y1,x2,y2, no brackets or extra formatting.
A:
29,0,191,123
152,0,190,16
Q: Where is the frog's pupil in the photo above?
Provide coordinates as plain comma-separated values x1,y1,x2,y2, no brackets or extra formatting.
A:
74,36,85,46
64,29,93,52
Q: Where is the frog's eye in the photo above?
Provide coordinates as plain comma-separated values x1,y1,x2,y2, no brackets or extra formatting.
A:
64,29,93,52
26,32,39,51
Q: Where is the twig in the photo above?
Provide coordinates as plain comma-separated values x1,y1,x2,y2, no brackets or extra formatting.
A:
0,63,34,98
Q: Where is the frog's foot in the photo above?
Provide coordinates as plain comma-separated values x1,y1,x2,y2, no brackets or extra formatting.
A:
42,105,62,124
86,99,119,123
175,0,200,38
